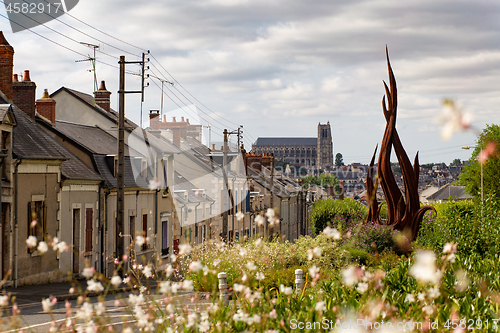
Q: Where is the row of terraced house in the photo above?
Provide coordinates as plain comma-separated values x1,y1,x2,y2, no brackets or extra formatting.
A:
0,32,313,286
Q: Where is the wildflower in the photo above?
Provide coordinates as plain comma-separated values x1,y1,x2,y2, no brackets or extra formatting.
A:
54,241,68,253
409,250,441,285
236,211,244,221
141,266,153,278
166,303,175,314
199,320,210,332
428,286,441,299
279,284,293,295
422,305,434,315
246,262,257,271
405,294,415,303
37,241,48,254
123,277,131,284
189,261,203,272
323,226,341,239
357,282,369,293
239,248,248,256
170,254,177,263
42,297,56,313
478,141,497,163
213,259,221,267
209,303,219,314
95,302,106,316
309,265,320,279
342,266,362,287
313,247,322,257
182,280,194,291
417,292,426,301
255,238,263,247
0,295,8,307
159,281,171,294
256,272,265,280
128,293,145,306
315,301,326,312
179,243,192,255
265,208,275,219
148,179,162,190
110,275,122,288
438,99,472,141
254,215,266,226
82,267,95,279
443,242,457,254
26,236,37,248
135,235,145,247
269,309,277,319
87,279,104,293
165,264,174,277
76,302,93,321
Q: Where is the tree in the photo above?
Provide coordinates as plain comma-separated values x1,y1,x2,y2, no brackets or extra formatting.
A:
335,153,344,167
459,124,500,199
301,173,338,189
450,158,461,166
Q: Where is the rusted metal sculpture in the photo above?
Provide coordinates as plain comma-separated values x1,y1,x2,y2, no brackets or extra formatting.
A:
366,48,435,241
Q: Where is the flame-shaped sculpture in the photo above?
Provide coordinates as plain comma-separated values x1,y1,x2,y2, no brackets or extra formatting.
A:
366,48,435,241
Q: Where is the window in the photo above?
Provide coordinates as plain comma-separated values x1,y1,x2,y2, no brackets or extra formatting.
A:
85,208,93,253
161,218,169,256
142,214,148,251
28,201,46,252
141,159,147,179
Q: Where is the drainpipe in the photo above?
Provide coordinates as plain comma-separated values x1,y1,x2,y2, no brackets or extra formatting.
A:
231,177,236,241
194,201,201,244
154,188,158,260
104,189,110,277
209,201,214,239
98,183,103,274
14,159,22,288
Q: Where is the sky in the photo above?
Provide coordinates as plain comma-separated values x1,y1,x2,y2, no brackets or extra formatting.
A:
1,0,499,164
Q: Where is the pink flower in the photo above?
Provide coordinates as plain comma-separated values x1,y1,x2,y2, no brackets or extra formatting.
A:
478,141,497,163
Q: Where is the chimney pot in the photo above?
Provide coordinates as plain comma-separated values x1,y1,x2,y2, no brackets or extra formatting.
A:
13,74,18,82
94,80,111,112
162,114,166,122
181,116,185,122
212,144,215,150
172,117,176,122
36,88,56,123
23,70,31,82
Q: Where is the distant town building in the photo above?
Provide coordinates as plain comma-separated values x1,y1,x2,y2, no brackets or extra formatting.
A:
149,111,203,145
252,122,334,169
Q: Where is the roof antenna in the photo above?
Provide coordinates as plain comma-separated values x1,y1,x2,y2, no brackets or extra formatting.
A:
76,42,100,92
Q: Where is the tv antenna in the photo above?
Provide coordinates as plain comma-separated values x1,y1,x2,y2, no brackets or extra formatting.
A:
76,42,99,92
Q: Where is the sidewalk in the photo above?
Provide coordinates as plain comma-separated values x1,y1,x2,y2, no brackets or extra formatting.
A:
4,278,160,307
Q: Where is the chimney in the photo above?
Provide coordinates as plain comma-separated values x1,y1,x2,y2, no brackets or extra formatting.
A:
149,110,160,129
211,144,215,151
13,74,18,82
36,89,56,123
0,31,14,101
172,116,176,122
162,114,166,122
94,80,111,112
186,118,190,124
172,128,181,147
181,116,185,122
13,70,36,119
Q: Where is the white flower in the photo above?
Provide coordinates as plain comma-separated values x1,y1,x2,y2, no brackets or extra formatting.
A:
208,303,219,314
165,264,174,277
405,294,415,303
443,242,457,254
246,262,257,271
409,250,441,285
323,226,341,239
95,302,106,316
356,282,369,293
170,254,177,263
313,247,322,257
342,266,360,287
82,267,95,279
87,279,104,293
54,241,68,253
26,236,37,248
166,303,175,314
315,301,326,312
142,266,153,278
428,286,441,299
41,298,54,313
0,295,8,307
189,261,203,272
76,302,93,321
254,215,265,226
239,248,248,257
265,208,275,219
438,100,472,141
182,280,194,291
148,179,162,190
236,211,244,221
309,265,320,279
179,243,192,256
128,293,145,306
418,292,426,301
255,238,263,247
255,272,265,281
279,284,293,295
110,275,122,287
135,235,145,247
199,320,210,332
233,283,245,292
160,281,171,294
37,241,48,254
422,305,434,315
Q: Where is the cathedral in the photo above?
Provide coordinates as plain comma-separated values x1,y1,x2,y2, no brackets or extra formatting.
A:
252,122,334,169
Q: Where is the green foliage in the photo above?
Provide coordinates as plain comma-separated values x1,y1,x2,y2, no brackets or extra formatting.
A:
459,124,500,198
293,233,348,269
300,173,338,189
450,158,461,166
309,198,367,235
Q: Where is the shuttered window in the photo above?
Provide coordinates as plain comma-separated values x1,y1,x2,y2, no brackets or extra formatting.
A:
85,208,93,252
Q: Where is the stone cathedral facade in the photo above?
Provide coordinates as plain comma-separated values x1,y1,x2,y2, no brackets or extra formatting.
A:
252,122,334,169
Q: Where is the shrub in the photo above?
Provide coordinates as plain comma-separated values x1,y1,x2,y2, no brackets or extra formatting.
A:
309,198,367,235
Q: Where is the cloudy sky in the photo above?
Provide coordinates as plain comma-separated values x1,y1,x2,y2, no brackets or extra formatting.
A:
1,0,499,164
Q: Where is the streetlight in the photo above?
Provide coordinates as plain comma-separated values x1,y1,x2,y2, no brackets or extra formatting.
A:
462,146,483,224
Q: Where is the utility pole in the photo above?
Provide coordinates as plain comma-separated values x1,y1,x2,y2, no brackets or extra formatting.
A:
222,129,229,241
268,153,274,238
117,55,146,273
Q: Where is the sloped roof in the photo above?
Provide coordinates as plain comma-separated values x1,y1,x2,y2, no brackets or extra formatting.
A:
54,120,142,156
12,105,67,160
254,137,317,146
427,185,472,201
174,171,214,204
93,154,149,189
